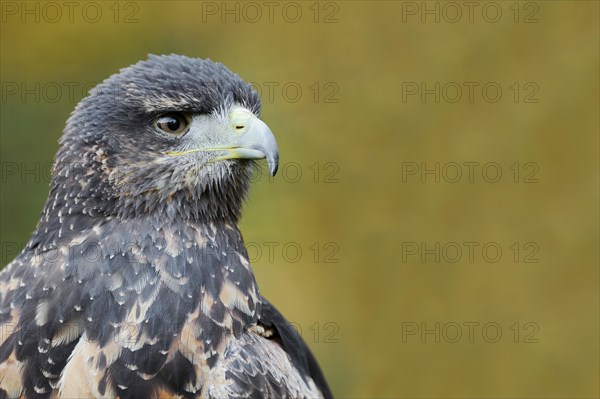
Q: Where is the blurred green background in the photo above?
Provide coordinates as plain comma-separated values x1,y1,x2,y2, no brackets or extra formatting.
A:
1,1,598,397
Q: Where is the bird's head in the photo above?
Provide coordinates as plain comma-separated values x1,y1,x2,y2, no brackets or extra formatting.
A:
51,54,278,223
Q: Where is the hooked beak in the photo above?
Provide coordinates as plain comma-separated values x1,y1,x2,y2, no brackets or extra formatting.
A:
228,117,279,176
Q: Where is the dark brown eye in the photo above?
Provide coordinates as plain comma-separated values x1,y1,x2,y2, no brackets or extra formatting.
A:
155,113,189,135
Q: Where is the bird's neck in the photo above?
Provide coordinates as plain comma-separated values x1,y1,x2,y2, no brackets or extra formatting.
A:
32,192,245,251
35,142,253,239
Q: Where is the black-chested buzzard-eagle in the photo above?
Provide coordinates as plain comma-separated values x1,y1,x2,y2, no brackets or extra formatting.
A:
0,54,331,399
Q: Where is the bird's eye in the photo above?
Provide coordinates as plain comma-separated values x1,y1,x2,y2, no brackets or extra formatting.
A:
155,113,189,135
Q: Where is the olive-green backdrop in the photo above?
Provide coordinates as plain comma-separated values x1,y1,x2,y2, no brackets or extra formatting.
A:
1,1,598,397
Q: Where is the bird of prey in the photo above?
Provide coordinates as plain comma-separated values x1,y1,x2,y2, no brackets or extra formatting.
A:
0,54,332,399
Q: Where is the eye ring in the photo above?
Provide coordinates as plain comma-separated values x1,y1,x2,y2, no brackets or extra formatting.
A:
155,112,190,135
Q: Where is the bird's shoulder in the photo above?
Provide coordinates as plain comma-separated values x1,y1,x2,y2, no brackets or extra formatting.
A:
230,297,333,399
